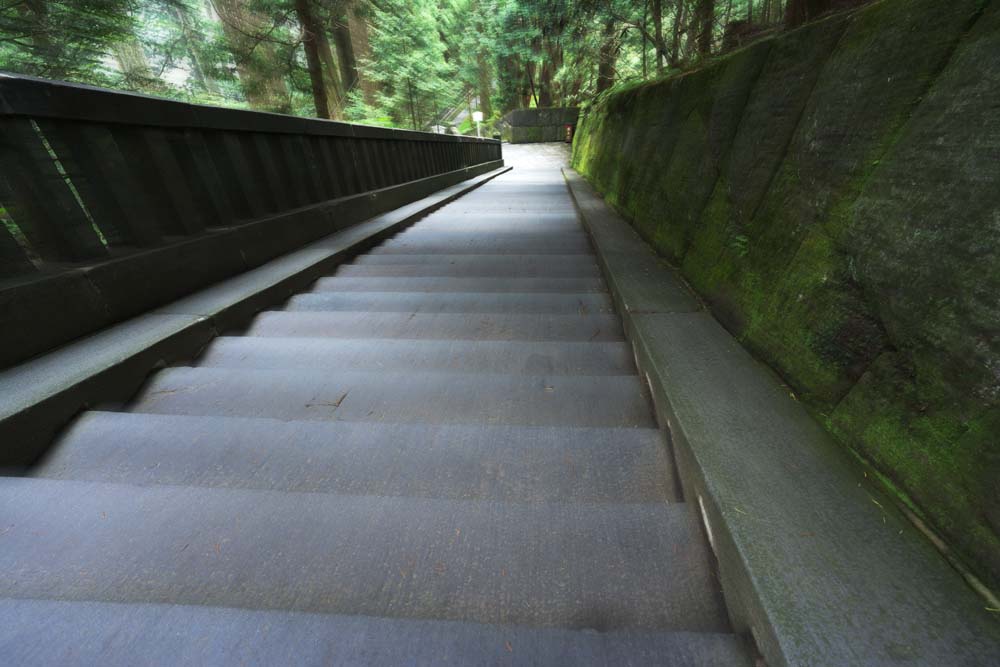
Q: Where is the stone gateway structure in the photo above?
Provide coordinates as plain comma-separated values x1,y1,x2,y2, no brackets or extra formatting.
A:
501,107,579,143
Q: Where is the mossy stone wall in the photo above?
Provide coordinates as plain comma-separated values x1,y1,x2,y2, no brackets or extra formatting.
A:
573,0,1000,590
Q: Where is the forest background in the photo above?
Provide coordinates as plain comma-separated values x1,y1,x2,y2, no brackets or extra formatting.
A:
0,1,852,132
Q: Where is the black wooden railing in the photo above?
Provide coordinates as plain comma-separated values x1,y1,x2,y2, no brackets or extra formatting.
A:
0,73,502,367
0,73,500,278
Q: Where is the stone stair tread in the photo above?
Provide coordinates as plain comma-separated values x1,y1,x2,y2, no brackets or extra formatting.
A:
0,598,753,666
0,477,728,632
34,412,678,502
310,275,607,293
283,291,614,315
245,311,625,341
198,336,636,376
127,366,656,428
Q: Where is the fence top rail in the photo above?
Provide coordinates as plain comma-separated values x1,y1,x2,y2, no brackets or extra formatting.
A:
0,72,499,145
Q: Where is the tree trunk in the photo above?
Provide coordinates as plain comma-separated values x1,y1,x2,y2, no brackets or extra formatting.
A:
696,0,715,56
538,58,554,107
525,61,539,107
294,0,333,118
786,0,831,27
596,19,617,94
213,0,291,113
652,0,664,74
476,50,493,118
331,11,359,95
174,6,218,94
346,4,378,104
669,1,685,68
113,38,155,90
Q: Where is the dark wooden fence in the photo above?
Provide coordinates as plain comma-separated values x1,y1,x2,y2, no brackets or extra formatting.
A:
0,73,502,367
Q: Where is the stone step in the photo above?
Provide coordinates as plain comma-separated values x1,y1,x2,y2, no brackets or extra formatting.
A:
0,478,728,632
0,598,753,666
309,276,607,293
198,337,635,376
369,232,592,254
246,311,625,342
35,412,677,502
128,366,656,428
284,291,614,315
336,254,599,277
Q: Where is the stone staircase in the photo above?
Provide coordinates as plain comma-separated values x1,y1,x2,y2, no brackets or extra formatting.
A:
1,153,752,664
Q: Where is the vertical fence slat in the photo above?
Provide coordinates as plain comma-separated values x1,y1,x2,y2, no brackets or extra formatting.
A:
0,118,107,261
273,135,309,207
177,130,234,227
294,135,325,203
120,127,205,235
336,139,362,196
0,175,36,276
312,137,342,200
241,134,281,214
0,223,34,277
37,120,163,247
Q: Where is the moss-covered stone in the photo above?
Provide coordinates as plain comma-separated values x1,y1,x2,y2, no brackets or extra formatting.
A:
573,0,1000,591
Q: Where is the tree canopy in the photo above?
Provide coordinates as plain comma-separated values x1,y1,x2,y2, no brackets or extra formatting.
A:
0,1,848,130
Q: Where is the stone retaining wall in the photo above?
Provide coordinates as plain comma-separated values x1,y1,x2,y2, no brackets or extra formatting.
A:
573,0,1000,591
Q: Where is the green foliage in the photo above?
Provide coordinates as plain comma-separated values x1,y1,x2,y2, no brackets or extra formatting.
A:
350,0,458,129
0,1,798,125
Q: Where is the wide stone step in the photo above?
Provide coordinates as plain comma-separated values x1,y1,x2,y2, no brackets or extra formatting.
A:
310,275,607,293
0,478,728,632
401,213,582,232
0,598,752,666
284,291,614,315
246,311,625,342
336,254,599,277
198,337,635,376
35,412,677,502
128,367,656,428
369,232,592,254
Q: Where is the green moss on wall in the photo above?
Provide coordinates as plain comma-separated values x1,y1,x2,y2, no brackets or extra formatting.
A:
572,0,1000,591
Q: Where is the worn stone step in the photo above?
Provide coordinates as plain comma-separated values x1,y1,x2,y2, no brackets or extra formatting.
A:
128,367,656,428
284,291,614,315
35,412,677,502
246,311,625,342
370,232,591,254
401,213,582,233
0,478,728,632
198,337,635,376
0,598,752,666
336,254,599,277
310,276,607,293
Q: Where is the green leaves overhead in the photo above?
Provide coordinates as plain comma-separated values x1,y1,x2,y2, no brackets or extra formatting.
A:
0,0,798,126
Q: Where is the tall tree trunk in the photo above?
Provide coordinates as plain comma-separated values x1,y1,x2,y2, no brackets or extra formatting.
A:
786,0,830,26
696,0,715,56
652,0,664,74
669,1,685,68
596,19,617,94
174,6,218,94
294,0,334,118
476,50,493,118
346,3,378,104
332,11,359,95
407,78,418,130
212,0,290,113
538,57,554,107
525,61,539,107
113,38,155,90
